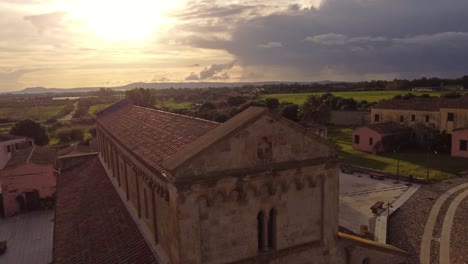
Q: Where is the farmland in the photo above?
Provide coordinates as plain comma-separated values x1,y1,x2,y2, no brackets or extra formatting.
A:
258,91,457,104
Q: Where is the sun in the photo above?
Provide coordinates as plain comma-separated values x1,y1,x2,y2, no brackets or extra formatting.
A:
63,0,179,41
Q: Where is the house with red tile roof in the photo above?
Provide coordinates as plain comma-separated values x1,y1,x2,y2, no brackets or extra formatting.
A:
352,122,412,154
0,145,57,217
371,96,468,134
51,100,407,264
0,133,33,170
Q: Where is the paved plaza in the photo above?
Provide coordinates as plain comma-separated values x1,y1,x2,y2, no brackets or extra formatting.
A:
339,172,412,235
0,210,54,264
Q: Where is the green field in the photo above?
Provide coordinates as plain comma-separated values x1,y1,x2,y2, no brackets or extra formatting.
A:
0,105,64,121
258,91,456,104
89,103,113,115
156,100,193,110
328,126,467,181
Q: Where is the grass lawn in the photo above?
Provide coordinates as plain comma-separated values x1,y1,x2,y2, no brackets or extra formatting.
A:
328,126,468,181
89,103,113,116
258,91,459,104
0,105,64,121
155,100,193,110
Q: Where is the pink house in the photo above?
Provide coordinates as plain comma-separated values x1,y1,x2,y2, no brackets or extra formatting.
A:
352,122,411,154
452,127,468,158
0,145,57,217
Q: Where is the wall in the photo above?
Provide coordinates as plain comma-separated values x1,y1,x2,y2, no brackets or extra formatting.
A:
0,138,27,170
0,164,56,216
352,127,383,153
339,234,408,264
329,111,370,126
172,114,336,179
172,113,340,264
452,129,468,158
96,125,179,263
370,108,440,130
177,164,341,264
439,108,468,134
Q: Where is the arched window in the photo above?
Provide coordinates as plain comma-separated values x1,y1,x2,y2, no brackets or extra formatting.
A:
268,209,276,249
257,211,265,252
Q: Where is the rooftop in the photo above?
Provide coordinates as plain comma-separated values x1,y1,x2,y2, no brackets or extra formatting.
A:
53,156,159,264
97,103,219,174
365,122,411,135
373,96,468,111
4,145,56,169
0,134,26,142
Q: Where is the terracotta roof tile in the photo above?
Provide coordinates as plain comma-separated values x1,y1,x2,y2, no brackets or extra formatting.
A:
366,122,411,135
53,156,158,264
97,104,219,173
373,96,468,111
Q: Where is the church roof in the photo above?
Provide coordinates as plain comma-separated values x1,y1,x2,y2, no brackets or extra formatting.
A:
96,102,219,174
53,155,159,264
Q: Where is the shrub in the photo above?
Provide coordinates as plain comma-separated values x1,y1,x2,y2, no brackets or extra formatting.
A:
56,128,84,142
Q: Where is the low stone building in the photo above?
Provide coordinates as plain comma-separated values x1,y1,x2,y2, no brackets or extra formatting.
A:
0,134,33,169
371,96,468,134
52,100,407,264
352,122,411,154
451,127,468,158
0,145,57,217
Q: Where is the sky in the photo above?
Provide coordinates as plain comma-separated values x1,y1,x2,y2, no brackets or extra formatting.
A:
1,0,468,91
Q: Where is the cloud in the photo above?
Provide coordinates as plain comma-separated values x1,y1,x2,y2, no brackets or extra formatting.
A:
24,12,66,33
183,0,468,79
185,61,236,80
258,41,283,48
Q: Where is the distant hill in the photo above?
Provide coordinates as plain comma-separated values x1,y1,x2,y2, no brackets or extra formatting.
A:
11,81,339,94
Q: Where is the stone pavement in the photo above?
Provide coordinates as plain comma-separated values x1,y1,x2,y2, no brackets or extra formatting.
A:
0,210,54,264
419,182,468,264
339,172,411,235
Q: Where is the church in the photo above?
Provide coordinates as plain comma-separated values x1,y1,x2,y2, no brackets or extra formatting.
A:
53,100,407,263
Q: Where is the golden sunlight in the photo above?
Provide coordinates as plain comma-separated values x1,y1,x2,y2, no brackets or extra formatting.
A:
63,0,180,41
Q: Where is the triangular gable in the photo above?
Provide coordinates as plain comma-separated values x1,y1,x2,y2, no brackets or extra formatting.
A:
162,107,338,180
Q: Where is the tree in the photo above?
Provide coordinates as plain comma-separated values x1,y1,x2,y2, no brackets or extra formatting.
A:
265,98,280,110
281,104,299,122
125,88,155,107
9,119,49,145
227,96,246,107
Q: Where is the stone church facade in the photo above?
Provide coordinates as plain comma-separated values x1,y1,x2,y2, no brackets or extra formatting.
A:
95,101,407,264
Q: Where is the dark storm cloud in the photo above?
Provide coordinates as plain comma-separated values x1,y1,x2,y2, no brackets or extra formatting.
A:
182,0,468,78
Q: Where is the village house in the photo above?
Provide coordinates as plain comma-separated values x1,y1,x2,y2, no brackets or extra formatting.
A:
451,127,468,158
371,96,468,134
52,100,408,264
0,144,57,217
0,134,33,169
352,122,411,154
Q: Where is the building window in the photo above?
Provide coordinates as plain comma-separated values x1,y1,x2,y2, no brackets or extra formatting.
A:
268,209,276,249
369,138,373,145
460,140,468,151
374,114,380,122
354,135,360,144
448,112,454,121
411,115,415,121
400,116,404,122
257,211,265,252
144,188,149,219
425,115,430,122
